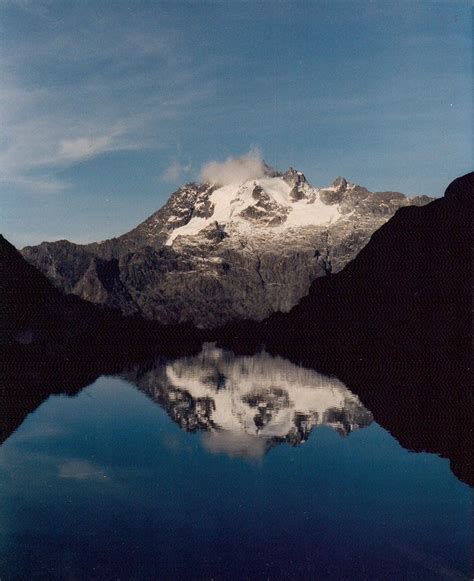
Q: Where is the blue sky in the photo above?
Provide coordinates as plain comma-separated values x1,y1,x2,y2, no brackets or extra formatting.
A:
0,0,471,247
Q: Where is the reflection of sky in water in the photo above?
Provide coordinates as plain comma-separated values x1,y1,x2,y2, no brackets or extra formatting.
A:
0,369,471,579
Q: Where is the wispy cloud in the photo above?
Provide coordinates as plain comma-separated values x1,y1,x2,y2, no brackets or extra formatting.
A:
0,3,215,195
59,459,108,482
0,175,68,194
59,135,115,163
162,160,192,183
0,113,144,193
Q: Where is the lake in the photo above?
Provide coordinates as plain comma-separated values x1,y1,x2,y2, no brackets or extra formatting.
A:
0,346,471,579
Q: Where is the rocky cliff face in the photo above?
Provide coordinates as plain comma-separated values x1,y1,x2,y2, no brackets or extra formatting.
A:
21,165,432,327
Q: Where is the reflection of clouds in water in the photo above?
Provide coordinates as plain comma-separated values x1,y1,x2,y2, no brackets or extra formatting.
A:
202,431,269,459
127,344,373,459
59,460,108,482
161,434,194,454
14,424,66,441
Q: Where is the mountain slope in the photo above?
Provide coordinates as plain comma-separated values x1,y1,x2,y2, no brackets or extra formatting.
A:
21,166,432,327
0,234,109,348
0,235,204,363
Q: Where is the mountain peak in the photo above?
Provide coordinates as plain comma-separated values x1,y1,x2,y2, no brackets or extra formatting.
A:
331,177,348,192
262,161,281,178
283,167,307,186
20,167,436,328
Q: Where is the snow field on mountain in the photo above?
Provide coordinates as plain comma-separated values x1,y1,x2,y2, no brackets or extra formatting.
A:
166,176,342,245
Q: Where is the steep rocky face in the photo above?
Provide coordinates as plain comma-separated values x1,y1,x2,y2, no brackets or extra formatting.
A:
124,343,373,458
21,165,433,327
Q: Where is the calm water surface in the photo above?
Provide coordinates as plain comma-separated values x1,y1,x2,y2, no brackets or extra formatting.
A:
0,347,471,579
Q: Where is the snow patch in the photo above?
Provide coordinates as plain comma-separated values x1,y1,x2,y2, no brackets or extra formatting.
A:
166,175,343,245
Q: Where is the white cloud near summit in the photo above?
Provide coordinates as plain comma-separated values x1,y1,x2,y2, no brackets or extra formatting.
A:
200,148,267,186
162,160,192,182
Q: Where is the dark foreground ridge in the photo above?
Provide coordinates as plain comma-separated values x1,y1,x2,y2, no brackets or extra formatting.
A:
0,173,472,485
215,171,472,361
0,233,204,362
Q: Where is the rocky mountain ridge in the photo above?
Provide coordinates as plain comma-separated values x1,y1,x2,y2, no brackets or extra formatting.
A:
22,165,433,327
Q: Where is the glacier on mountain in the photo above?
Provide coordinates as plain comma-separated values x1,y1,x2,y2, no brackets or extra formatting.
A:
166,171,344,245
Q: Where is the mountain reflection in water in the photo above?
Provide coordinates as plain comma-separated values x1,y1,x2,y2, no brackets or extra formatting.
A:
1,338,472,488
0,343,471,580
1,336,473,581
123,344,373,458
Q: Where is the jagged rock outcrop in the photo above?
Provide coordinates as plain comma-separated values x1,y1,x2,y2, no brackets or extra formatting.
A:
21,165,432,327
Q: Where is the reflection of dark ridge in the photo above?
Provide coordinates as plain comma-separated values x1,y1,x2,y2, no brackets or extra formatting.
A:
0,347,196,447
1,390,48,446
321,356,471,486
0,365,99,446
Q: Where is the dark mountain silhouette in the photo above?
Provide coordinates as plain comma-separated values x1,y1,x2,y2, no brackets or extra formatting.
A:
214,172,472,361
0,233,114,349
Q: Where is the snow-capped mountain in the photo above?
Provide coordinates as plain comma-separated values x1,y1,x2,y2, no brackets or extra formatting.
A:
165,170,341,244
21,164,433,327
124,343,373,458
